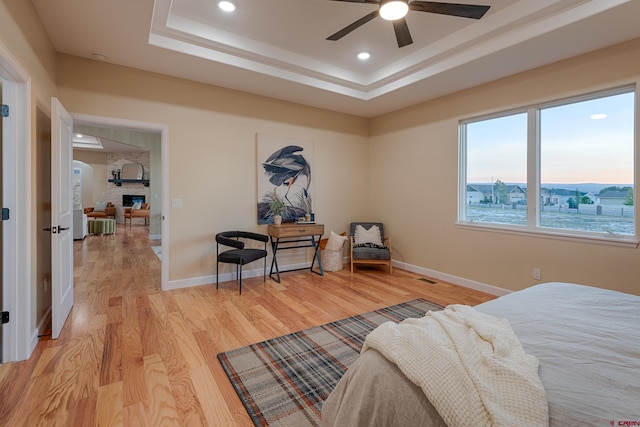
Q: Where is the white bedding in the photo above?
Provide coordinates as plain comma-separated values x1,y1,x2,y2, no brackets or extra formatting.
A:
322,282,640,427
362,305,548,427
476,282,640,426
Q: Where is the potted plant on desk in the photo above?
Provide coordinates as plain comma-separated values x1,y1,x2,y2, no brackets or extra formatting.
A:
269,198,287,225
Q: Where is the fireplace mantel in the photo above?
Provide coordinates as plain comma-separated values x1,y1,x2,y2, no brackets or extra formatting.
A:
108,178,149,187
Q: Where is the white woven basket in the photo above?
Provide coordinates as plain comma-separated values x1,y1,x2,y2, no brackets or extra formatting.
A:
321,249,344,272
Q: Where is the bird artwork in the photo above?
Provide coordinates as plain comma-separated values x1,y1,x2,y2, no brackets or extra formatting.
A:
259,144,312,223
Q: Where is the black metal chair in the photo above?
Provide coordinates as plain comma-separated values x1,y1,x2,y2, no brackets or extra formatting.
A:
216,231,269,294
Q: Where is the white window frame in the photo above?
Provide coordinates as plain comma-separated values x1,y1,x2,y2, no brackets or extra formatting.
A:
457,85,638,248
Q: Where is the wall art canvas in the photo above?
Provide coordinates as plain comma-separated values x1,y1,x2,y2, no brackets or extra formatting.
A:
257,133,314,224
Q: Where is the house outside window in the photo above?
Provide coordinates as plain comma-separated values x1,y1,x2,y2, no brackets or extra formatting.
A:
459,87,636,244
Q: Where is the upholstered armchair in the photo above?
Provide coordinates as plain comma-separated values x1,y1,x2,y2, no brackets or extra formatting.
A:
84,202,116,219
349,222,392,274
124,203,150,228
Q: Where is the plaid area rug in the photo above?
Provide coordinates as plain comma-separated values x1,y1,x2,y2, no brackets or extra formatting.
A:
217,298,443,427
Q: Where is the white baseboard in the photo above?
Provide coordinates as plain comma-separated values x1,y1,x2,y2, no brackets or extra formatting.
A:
165,259,510,297
149,234,161,241
392,260,510,296
165,260,329,291
164,274,216,291
164,263,275,291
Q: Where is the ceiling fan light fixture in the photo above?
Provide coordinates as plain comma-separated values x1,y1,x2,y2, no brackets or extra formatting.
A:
379,0,409,21
218,1,236,12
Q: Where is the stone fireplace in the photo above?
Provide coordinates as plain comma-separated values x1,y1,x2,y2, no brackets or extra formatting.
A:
107,151,151,223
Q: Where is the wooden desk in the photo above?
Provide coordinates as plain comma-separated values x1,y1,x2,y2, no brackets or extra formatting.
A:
267,223,324,283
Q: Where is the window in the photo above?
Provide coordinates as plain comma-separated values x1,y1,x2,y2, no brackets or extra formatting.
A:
459,87,636,242
464,113,528,226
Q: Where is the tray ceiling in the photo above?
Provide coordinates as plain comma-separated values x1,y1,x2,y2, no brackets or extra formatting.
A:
32,0,640,117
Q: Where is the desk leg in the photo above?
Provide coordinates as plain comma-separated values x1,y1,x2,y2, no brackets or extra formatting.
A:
269,237,281,283
310,234,324,276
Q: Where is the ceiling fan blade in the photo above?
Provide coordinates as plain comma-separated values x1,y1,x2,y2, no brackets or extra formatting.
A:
327,10,379,41
409,1,490,19
392,18,413,48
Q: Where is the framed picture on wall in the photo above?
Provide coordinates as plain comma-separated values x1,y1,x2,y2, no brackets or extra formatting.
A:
257,133,314,225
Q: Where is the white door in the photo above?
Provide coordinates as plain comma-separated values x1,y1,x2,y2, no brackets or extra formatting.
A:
51,98,73,339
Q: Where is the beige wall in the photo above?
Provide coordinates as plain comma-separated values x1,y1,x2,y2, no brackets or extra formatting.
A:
56,55,371,282
0,1,57,101
73,150,108,206
370,38,640,296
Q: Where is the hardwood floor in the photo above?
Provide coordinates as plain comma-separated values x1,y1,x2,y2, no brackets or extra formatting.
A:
0,226,496,426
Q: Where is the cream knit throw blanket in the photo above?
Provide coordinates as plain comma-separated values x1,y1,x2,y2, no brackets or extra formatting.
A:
362,305,548,427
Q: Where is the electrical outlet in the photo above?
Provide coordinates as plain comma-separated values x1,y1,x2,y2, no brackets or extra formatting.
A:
43,278,48,292
533,268,541,281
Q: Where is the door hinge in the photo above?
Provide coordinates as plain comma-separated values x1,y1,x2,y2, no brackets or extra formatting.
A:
1,208,8,221
1,311,9,324
1,104,8,118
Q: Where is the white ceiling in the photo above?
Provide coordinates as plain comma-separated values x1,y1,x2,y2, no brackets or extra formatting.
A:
72,124,156,153
31,0,640,118
72,136,148,154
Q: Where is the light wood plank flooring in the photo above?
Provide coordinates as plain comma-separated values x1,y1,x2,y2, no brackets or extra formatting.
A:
0,226,495,426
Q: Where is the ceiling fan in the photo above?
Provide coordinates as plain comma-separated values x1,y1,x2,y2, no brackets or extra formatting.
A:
326,1,491,48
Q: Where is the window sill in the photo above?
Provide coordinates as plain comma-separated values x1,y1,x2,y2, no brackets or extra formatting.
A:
456,222,639,248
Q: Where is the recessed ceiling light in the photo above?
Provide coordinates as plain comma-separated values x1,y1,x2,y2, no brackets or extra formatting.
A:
218,1,236,12
379,0,409,21
357,52,371,60
75,133,83,138
91,53,107,61
590,113,607,120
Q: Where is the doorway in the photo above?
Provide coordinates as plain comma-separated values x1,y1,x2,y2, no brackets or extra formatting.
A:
0,48,168,362
71,114,169,292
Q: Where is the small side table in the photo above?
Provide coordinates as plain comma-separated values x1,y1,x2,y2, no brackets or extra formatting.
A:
267,223,324,283
88,218,116,235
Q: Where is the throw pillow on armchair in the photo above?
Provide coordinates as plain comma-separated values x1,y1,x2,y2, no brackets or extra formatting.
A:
93,201,108,212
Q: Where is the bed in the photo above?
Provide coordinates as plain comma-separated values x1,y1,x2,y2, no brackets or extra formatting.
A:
321,282,640,426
